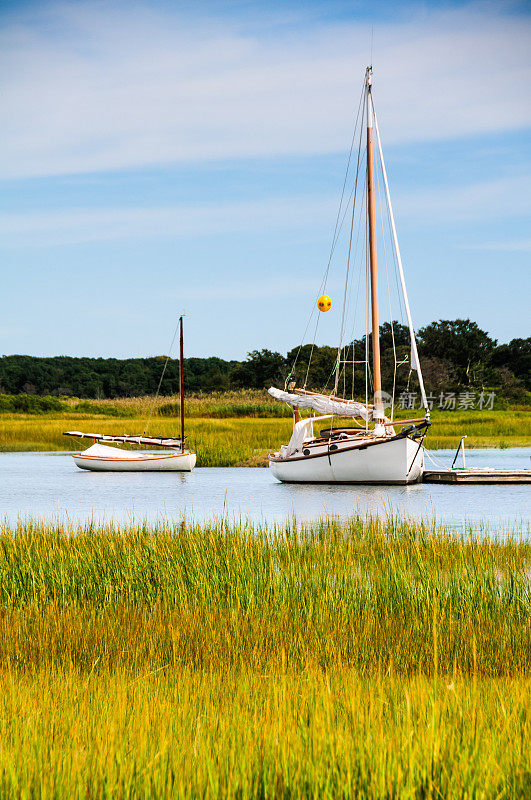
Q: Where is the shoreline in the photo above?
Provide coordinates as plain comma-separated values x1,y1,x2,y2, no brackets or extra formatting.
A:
1,409,529,465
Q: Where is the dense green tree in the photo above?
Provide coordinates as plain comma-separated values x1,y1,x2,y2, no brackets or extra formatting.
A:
490,338,531,390
417,319,497,386
0,322,528,399
230,350,286,389
285,344,339,390
0,355,236,397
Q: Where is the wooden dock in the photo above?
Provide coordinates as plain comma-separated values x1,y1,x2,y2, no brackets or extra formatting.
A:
423,469,531,484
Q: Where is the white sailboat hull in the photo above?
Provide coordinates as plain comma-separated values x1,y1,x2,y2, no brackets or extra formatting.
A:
269,436,424,484
72,443,196,472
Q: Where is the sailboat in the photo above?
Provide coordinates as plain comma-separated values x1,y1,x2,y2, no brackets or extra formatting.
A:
64,315,196,471
268,67,430,484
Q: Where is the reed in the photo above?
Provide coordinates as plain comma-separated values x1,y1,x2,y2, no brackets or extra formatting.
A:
1,517,529,674
1,406,529,462
1,668,528,799
0,416,294,464
0,517,529,798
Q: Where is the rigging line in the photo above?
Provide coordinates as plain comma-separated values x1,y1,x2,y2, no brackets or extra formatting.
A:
298,155,368,382
346,172,369,399
425,448,448,470
320,146,366,294
290,82,366,380
292,305,318,375
333,164,367,398
384,181,407,329
339,177,368,402
375,144,397,420
289,164,369,381
290,83,368,385
303,95,367,390
334,78,367,395
374,104,410,412
334,195,357,395
342,165,367,349
323,159,362,288
284,177,348,380
303,312,321,389
323,79,366,288
320,357,341,397
143,318,181,436
381,151,412,395
372,99,428,412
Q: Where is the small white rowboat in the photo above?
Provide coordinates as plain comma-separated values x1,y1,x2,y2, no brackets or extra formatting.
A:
65,315,196,473
72,443,196,472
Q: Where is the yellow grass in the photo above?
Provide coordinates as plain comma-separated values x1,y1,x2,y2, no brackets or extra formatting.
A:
0,403,529,464
0,517,529,798
1,668,529,799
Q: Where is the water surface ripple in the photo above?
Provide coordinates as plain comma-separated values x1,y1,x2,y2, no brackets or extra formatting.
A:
1,448,529,534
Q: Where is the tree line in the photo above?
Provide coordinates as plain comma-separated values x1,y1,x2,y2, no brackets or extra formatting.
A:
0,319,529,400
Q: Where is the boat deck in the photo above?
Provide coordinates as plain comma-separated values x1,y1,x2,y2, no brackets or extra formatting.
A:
423,469,531,484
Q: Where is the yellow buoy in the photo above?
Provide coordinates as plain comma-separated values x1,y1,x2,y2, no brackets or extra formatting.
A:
317,294,332,312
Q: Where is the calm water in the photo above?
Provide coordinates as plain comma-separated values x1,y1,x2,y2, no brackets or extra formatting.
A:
1,448,529,533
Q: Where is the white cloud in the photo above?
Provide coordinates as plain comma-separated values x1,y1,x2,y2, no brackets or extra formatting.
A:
1,1,530,179
0,196,336,245
395,175,531,223
1,171,528,247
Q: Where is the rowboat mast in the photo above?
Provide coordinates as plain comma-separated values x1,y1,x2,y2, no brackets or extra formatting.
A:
63,315,196,471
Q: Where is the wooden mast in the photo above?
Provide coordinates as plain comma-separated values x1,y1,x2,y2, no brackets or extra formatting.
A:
366,68,385,433
179,315,185,453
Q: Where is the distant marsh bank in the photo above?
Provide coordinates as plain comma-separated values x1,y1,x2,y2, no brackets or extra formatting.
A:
0,392,529,463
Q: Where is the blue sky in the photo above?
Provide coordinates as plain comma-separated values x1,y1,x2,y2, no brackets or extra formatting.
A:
1,0,530,359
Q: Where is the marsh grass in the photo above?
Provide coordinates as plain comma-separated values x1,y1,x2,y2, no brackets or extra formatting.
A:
0,517,529,798
1,668,529,799
1,516,529,675
0,399,529,462
0,416,294,465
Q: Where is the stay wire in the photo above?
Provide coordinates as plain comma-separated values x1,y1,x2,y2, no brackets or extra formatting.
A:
143,318,181,436
330,173,366,399
289,78,366,381
342,163,368,398
334,78,367,394
375,142,396,420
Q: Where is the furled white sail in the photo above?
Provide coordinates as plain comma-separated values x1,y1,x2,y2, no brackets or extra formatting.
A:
268,387,370,421
281,415,333,457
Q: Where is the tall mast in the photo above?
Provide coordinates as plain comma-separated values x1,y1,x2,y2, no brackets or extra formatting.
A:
366,67,385,434
179,315,185,453
371,106,429,416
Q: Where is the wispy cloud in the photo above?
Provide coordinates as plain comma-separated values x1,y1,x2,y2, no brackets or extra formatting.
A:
459,239,531,251
0,196,336,246
2,172,528,247
1,1,530,179
395,175,531,223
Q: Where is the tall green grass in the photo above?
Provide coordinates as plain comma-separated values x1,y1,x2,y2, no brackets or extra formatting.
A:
1,517,529,675
1,668,528,799
0,390,290,418
1,406,529,461
0,517,529,798
0,416,294,464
